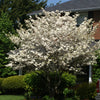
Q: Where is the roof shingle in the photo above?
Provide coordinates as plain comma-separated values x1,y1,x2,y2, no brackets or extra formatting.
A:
28,0,100,15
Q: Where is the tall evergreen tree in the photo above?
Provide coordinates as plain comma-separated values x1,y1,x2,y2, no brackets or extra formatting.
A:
0,0,47,28
0,12,17,77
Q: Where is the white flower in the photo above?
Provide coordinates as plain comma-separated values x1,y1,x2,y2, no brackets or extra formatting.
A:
6,10,100,72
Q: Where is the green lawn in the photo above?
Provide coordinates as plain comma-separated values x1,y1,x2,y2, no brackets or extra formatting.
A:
0,95,25,100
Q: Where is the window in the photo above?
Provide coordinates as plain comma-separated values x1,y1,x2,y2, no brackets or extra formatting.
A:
77,12,88,26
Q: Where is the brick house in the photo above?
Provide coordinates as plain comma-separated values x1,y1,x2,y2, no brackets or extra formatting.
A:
28,0,100,40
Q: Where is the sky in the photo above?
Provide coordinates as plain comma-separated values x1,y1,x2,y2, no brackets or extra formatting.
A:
47,0,70,6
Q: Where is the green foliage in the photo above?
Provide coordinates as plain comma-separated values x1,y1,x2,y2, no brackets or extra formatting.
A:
24,71,76,100
93,50,100,83
1,75,25,94
64,98,73,100
76,82,96,100
0,0,47,28
63,88,73,97
24,84,33,99
0,12,16,34
0,78,4,86
0,12,17,77
93,67,100,83
43,95,55,100
63,88,80,100
24,71,47,97
88,83,97,100
61,72,76,87
0,78,4,94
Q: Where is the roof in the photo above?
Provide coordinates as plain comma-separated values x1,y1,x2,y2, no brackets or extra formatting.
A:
28,0,100,15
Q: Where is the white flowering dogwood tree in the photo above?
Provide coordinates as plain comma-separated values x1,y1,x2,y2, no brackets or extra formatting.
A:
6,10,100,98
7,10,100,74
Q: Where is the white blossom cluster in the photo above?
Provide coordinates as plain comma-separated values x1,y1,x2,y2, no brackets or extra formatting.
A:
7,10,100,72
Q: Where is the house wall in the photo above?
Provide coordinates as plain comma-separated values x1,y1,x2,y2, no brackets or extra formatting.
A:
77,11,100,40
93,11,100,40
77,12,88,25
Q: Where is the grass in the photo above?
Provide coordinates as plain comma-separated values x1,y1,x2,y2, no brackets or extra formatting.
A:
0,95,25,100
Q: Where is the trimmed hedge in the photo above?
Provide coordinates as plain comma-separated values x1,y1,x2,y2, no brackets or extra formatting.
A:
1,75,25,94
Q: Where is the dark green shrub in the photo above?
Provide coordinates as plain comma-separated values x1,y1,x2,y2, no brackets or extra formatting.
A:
88,83,97,100
1,75,25,94
61,72,76,87
93,65,100,83
43,95,55,100
24,71,47,98
24,71,76,100
0,78,4,94
76,82,96,100
93,50,100,83
76,83,88,99
63,88,80,100
63,88,73,98
0,78,4,87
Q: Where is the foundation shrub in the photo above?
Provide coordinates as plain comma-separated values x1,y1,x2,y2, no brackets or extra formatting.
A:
24,71,76,100
1,75,25,94
24,71,47,98
76,82,96,100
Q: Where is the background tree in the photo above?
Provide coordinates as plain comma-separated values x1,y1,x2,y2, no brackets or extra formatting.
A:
7,10,100,97
93,49,100,83
0,0,47,28
0,12,17,77
0,0,10,13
